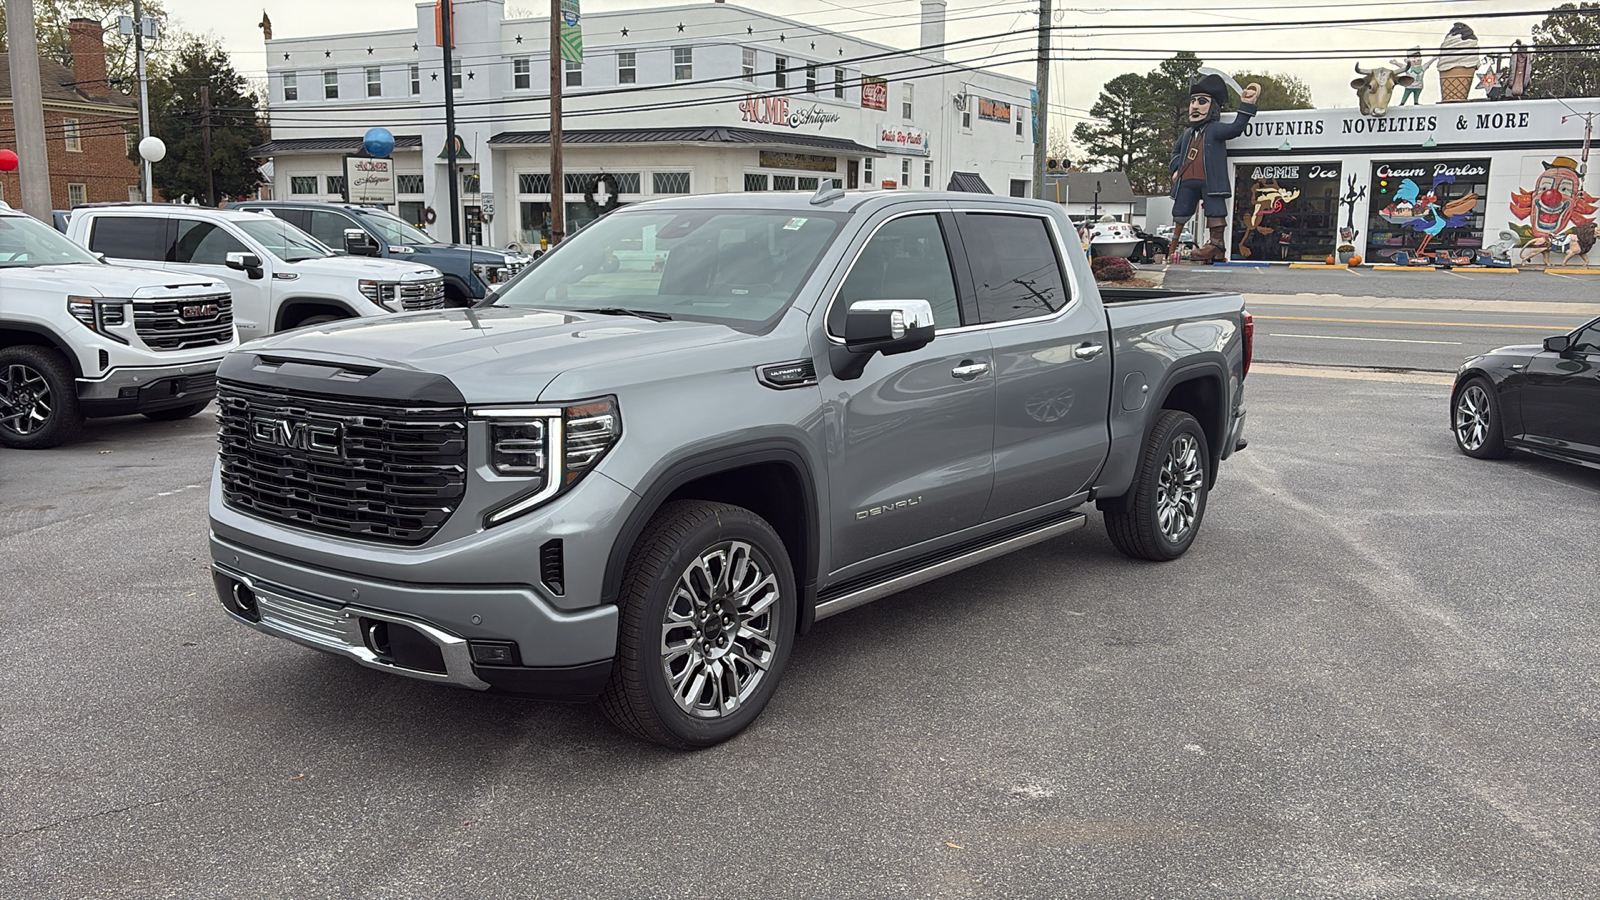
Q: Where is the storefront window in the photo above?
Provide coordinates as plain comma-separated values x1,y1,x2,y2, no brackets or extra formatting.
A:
1230,162,1342,262
1367,158,1490,264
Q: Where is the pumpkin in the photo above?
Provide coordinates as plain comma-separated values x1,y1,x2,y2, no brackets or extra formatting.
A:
1325,255,1336,266
1348,255,1363,267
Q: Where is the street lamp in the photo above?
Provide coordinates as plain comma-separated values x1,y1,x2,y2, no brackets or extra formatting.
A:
138,137,165,200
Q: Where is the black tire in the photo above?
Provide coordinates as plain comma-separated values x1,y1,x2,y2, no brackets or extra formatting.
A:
600,500,797,749
1451,376,1510,459
0,344,83,449
1101,410,1210,561
296,314,341,328
142,401,210,422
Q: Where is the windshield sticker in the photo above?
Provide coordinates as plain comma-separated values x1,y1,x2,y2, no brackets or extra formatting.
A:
784,218,808,231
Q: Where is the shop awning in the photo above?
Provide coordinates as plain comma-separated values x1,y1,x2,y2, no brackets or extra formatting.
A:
488,126,880,156
947,172,992,194
247,135,423,157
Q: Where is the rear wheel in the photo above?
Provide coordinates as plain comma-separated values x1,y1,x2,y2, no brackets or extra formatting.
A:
1102,410,1210,561
600,500,796,749
142,401,210,422
0,345,82,449
1452,377,1509,459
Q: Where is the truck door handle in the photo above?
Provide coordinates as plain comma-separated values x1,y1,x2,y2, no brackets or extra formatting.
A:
951,360,990,380
1074,343,1105,360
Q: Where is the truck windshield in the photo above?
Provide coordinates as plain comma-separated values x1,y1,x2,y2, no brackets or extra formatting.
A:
491,209,844,328
237,219,335,263
353,209,435,246
0,214,101,267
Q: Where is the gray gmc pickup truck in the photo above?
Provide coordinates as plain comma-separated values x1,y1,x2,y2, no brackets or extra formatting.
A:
209,189,1252,748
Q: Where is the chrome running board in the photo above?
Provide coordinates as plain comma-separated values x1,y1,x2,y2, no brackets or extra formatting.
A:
813,512,1087,622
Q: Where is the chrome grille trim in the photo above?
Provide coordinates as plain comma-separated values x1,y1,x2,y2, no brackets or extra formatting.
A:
133,293,234,351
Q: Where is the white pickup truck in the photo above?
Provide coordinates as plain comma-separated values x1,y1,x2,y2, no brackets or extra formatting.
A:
0,206,236,448
66,205,446,342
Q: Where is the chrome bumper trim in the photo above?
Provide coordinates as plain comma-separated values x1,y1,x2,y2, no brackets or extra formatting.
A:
215,566,490,690
76,358,224,401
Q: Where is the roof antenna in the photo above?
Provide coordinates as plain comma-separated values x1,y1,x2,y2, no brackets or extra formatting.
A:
810,179,845,206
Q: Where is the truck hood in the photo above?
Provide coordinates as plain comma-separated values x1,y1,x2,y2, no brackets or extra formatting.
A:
10,264,225,298
280,256,439,281
403,244,524,264
235,306,760,403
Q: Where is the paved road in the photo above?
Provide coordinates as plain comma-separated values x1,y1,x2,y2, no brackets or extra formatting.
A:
4,372,1599,898
1164,263,1600,304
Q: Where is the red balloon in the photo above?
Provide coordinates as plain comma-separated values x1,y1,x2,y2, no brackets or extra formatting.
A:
0,149,17,172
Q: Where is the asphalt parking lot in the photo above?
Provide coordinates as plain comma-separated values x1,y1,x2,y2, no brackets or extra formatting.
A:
3,370,1599,898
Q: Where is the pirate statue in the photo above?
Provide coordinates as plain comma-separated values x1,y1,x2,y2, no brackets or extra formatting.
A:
1169,73,1260,264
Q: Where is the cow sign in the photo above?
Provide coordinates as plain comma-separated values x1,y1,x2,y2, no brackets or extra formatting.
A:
1351,63,1415,118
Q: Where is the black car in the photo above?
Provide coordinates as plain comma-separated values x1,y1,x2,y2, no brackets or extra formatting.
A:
1452,314,1600,469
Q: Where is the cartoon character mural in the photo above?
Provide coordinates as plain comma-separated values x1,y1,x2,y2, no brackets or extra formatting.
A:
1236,179,1301,258
1509,157,1597,264
1368,160,1488,265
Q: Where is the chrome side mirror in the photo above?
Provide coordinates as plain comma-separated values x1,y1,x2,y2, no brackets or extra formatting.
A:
343,228,380,256
224,251,264,279
831,298,937,380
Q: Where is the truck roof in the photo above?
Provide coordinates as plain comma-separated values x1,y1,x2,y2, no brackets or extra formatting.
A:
622,190,1060,217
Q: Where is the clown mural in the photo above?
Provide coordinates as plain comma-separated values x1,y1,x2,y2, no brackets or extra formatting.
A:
1168,73,1260,263
1510,157,1597,266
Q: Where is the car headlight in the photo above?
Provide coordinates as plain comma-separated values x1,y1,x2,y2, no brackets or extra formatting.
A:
473,397,620,526
358,280,397,310
67,295,129,344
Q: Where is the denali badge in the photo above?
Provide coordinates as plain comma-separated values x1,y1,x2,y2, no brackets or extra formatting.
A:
249,415,343,456
856,495,921,520
181,303,220,320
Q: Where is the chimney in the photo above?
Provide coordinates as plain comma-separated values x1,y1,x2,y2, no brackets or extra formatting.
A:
920,0,947,56
68,18,109,98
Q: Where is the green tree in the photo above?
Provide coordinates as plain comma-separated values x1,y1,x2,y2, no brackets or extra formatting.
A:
1072,72,1161,192
146,38,265,205
0,0,172,87
1143,52,1204,153
1528,2,1600,99
1230,71,1314,110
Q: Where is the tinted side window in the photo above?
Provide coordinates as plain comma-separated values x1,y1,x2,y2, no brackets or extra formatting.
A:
172,220,248,265
307,210,357,248
960,213,1070,324
88,216,170,260
831,214,961,333
1572,323,1600,354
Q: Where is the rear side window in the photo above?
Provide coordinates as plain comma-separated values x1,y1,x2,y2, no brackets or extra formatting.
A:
172,219,248,265
88,216,170,261
831,214,961,334
959,213,1070,324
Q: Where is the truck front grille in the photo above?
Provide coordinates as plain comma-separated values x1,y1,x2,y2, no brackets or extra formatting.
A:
215,382,467,545
361,278,447,311
134,293,234,351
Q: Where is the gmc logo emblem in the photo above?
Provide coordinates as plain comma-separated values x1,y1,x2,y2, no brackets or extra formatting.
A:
249,415,343,456
181,303,220,320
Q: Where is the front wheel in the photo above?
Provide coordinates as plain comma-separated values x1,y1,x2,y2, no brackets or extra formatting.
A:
1452,377,1509,459
0,345,83,449
600,500,797,749
1102,410,1210,561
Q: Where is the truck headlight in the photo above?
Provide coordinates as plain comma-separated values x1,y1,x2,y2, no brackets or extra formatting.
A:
472,261,510,285
67,295,129,344
358,280,397,310
473,397,621,526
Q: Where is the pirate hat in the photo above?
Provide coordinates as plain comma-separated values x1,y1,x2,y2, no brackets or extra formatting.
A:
1544,156,1580,170
1189,73,1230,106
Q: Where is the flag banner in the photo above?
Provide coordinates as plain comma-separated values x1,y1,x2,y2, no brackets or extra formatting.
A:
560,0,583,63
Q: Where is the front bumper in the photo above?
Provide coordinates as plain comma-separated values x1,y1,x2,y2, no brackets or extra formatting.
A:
210,535,619,700
77,358,222,417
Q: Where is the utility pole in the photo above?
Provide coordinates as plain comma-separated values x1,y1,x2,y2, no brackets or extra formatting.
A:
1564,112,1596,179
200,85,214,206
548,0,565,245
1033,0,1051,200
5,0,54,221
441,0,461,242
134,0,152,201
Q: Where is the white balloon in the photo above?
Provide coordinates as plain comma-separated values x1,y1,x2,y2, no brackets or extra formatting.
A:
138,136,166,163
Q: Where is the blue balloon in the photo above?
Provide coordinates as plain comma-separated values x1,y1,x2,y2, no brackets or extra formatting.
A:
363,127,395,159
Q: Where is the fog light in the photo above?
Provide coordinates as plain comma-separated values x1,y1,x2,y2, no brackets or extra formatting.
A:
469,641,521,666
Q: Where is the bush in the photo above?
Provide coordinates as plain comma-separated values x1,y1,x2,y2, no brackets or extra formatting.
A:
1091,256,1136,282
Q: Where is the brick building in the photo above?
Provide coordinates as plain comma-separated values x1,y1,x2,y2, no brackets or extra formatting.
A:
0,18,141,209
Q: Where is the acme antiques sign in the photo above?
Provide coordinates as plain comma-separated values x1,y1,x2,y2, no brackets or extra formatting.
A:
739,95,842,131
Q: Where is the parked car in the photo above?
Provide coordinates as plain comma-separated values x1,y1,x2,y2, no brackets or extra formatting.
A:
208,190,1253,749
0,206,236,448
1451,314,1600,468
227,201,532,307
66,205,446,342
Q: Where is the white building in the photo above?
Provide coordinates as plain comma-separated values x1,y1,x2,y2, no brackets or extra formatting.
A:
254,0,1036,248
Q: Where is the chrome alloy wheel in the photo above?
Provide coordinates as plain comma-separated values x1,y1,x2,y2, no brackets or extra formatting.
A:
1156,432,1204,543
1455,384,1491,451
0,363,53,436
660,540,781,719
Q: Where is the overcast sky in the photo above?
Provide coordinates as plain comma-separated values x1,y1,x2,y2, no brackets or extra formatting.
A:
158,0,1566,142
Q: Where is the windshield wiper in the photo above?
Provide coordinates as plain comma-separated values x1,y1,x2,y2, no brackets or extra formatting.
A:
583,307,673,322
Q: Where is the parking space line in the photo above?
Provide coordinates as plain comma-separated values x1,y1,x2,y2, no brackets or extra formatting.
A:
1269,333,1463,345
1255,315,1560,330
